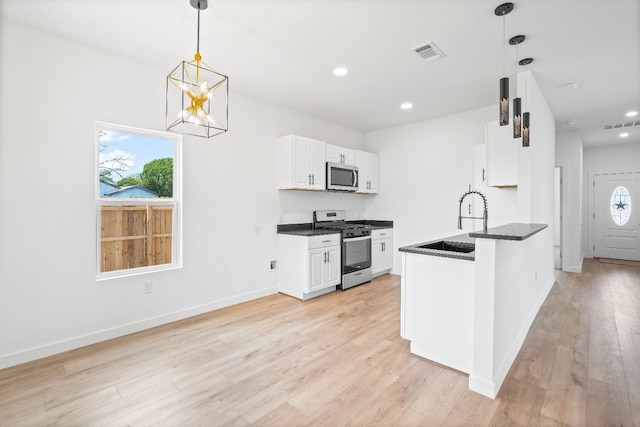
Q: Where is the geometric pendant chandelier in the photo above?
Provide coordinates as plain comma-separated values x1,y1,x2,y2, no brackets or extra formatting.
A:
166,0,229,139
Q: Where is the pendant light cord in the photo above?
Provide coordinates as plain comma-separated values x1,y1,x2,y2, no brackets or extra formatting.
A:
196,9,201,54
502,15,506,76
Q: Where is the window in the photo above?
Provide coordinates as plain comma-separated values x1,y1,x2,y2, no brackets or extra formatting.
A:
96,122,182,279
610,186,631,226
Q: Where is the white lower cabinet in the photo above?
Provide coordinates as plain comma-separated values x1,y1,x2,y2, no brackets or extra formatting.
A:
278,233,341,300
371,228,393,276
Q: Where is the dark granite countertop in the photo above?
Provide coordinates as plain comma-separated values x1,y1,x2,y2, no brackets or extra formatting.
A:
399,233,476,261
469,223,548,241
278,229,341,237
276,223,340,236
277,220,393,236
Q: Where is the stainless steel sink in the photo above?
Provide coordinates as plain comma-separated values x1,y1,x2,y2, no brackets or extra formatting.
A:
418,240,475,253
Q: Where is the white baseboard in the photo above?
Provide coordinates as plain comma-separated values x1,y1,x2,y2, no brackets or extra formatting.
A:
469,375,499,398
563,256,583,273
0,286,278,369
469,274,555,399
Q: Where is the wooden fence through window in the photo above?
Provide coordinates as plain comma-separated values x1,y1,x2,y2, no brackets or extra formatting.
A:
100,205,173,273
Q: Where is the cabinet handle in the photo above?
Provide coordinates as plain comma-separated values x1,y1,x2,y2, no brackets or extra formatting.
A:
312,174,315,185
308,174,312,185
382,242,385,251
322,240,331,243
468,203,472,215
482,168,486,182
324,252,329,263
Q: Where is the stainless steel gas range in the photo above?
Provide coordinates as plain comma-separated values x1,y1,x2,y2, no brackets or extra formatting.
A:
313,210,372,289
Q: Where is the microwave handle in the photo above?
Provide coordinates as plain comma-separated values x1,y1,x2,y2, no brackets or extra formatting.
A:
352,170,358,187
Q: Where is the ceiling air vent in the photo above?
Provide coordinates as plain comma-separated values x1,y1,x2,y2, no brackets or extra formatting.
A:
412,41,446,63
603,121,640,130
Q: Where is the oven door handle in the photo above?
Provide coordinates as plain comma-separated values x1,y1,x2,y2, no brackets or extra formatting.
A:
343,235,371,243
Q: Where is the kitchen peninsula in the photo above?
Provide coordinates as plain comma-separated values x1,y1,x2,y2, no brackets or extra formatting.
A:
399,222,549,399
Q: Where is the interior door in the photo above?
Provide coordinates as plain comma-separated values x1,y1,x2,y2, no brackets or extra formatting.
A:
554,167,562,269
594,173,640,261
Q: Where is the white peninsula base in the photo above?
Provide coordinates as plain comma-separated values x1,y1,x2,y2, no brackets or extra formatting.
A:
400,223,552,399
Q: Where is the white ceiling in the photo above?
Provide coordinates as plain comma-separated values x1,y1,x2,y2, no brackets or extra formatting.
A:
2,0,638,147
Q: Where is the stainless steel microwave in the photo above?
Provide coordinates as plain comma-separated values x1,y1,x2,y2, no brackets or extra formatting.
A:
326,162,358,191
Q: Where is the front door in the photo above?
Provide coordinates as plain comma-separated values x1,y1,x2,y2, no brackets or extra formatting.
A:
594,173,640,261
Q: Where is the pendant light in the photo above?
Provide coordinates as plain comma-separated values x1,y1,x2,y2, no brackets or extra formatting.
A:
495,3,513,126
509,35,525,138
166,0,229,139
519,57,534,147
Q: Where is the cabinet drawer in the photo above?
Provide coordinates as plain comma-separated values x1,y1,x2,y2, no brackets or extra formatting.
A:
308,234,341,249
372,228,393,240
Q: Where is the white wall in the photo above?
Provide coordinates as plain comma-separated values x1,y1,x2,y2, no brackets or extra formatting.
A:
555,130,584,272
583,142,640,257
0,19,367,367
515,71,556,288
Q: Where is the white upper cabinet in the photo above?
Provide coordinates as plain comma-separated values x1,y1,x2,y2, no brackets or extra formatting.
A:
277,134,326,190
326,144,355,165
486,120,519,187
474,144,488,191
355,150,379,194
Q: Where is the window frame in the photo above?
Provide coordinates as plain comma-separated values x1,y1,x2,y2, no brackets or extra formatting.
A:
95,122,183,281
610,185,632,226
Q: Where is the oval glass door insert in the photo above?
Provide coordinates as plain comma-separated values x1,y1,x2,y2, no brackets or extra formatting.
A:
610,186,632,226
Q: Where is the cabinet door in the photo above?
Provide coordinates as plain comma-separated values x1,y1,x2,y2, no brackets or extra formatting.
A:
308,248,326,292
309,139,326,190
367,153,379,193
327,144,355,165
293,137,312,189
342,150,355,165
355,151,379,194
474,144,488,191
371,240,383,274
486,121,518,187
381,238,393,271
325,246,341,287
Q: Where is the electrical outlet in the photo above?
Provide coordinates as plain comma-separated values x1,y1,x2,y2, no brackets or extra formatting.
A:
144,281,153,294
270,260,278,271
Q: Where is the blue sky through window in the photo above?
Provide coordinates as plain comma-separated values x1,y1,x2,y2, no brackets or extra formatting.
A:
99,130,173,179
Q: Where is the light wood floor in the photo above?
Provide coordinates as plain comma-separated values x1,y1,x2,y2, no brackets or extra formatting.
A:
1,258,639,426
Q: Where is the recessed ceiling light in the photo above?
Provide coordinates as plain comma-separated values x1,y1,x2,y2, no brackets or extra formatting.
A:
566,120,576,126
626,111,638,117
620,132,629,138
333,67,349,77
400,102,413,110
565,81,580,89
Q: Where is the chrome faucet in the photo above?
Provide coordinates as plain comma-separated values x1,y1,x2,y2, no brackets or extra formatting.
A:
458,190,488,232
